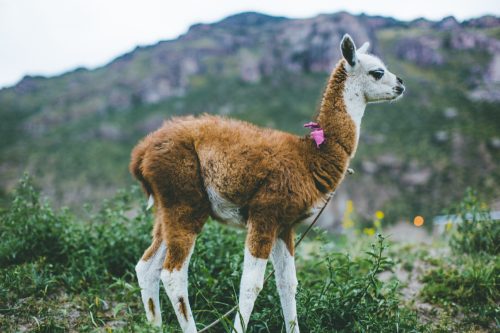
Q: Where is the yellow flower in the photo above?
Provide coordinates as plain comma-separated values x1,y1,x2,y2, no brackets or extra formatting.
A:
363,227,375,236
375,210,385,220
346,200,354,213
445,221,453,231
343,219,354,229
342,200,355,230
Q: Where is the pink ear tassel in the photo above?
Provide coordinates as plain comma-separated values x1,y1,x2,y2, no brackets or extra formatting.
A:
310,129,325,148
304,122,325,148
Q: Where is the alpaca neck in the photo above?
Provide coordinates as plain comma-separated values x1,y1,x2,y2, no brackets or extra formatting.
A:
306,60,366,193
315,60,366,156
343,80,366,148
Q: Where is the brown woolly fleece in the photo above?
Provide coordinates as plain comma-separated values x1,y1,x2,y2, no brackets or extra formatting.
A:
130,59,356,269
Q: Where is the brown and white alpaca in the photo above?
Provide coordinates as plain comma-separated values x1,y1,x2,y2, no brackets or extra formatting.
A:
131,34,404,333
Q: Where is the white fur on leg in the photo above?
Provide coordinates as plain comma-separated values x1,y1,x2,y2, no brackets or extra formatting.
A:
161,245,197,333
271,239,299,333
233,247,268,333
136,241,167,327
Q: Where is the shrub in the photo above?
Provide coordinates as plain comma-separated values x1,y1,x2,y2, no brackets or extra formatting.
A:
420,256,499,329
421,256,499,305
449,188,499,255
419,189,500,330
0,175,151,288
190,234,422,332
64,188,152,286
0,174,74,266
294,235,420,333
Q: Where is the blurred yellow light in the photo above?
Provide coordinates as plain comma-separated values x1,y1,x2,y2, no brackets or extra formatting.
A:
414,216,424,227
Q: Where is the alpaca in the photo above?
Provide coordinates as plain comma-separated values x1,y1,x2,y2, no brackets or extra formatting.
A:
131,34,405,333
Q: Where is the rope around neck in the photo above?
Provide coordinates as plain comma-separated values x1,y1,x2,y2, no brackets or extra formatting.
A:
198,193,334,332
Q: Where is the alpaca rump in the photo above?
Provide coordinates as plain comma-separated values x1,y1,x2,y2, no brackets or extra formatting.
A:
131,34,405,332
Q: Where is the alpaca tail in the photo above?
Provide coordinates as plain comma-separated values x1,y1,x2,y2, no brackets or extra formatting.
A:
129,142,154,210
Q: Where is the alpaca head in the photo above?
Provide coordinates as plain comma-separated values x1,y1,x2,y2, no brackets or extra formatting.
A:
340,34,405,103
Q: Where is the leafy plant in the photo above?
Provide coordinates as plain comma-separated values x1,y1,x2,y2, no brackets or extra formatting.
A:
449,188,499,255
419,188,500,330
294,235,420,333
0,173,74,266
420,256,499,329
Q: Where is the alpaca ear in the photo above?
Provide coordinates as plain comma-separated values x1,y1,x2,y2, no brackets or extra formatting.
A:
341,34,357,67
357,42,370,54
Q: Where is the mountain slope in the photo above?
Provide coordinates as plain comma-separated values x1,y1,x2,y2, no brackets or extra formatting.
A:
1,12,499,224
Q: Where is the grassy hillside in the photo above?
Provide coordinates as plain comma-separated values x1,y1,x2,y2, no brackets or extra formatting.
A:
0,12,499,223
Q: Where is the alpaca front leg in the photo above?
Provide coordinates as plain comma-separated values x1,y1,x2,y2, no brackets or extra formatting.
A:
271,238,299,333
233,247,268,333
136,240,167,327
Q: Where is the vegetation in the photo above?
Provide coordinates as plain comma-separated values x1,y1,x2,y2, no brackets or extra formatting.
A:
448,188,499,255
0,175,418,332
419,190,500,332
1,175,498,332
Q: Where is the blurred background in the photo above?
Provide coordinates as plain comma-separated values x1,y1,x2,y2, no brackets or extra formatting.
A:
1,0,499,233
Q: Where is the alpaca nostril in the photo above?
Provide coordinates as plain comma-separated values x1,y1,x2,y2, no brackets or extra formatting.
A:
394,86,404,94
397,77,404,85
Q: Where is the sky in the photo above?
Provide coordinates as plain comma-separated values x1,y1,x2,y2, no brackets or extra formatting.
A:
1,0,499,88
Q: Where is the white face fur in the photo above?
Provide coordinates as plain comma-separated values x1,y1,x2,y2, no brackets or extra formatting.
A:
341,34,405,103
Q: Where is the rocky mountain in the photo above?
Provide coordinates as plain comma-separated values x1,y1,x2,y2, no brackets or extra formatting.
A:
1,11,499,226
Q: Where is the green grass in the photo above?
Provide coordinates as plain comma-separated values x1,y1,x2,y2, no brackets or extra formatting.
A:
420,257,499,329
448,189,500,256
0,175,427,332
1,176,499,332
419,190,500,332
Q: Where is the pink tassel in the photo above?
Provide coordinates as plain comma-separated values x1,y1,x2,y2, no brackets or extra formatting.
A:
303,122,320,129
304,122,325,148
310,129,325,148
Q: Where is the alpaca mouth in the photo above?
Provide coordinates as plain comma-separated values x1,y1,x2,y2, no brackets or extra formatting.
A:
390,91,404,102
394,85,405,95
390,85,405,101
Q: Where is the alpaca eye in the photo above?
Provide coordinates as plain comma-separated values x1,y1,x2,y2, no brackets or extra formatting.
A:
369,69,384,80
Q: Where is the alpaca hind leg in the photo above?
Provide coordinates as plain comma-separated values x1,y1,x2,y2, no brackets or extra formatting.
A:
271,235,299,333
161,234,198,333
160,205,206,333
136,235,166,327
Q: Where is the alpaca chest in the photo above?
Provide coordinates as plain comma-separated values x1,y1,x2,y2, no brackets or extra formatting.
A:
300,192,335,224
206,186,245,227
